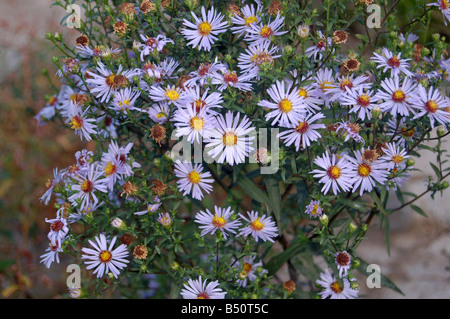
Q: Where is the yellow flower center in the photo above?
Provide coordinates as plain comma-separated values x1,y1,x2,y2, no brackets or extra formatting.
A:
118,99,130,111
164,89,180,101
156,112,167,119
212,215,227,228
99,250,112,263
198,21,212,36
330,281,343,294
243,262,252,273
357,94,371,107
189,116,204,131
187,170,201,184
197,292,210,299
425,100,439,113
250,218,265,231
357,163,372,177
259,25,274,38
278,99,293,113
327,165,341,180
70,94,77,102
339,78,353,91
299,88,309,98
104,162,117,176
223,131,238,146
311,204,320,216
106,74,115,87
392,90,406,102
70,116,83,130
320,80,334,92
81,180,93,193
392,155,404,164
441,0,449,10
244,16,257,26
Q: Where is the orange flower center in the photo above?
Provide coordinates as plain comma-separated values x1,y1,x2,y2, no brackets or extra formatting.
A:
99,250,112,263
357,163,371,177
250,218,265,231
212,215,227,228
198,22,212,36
392,90,406,103
327,165,341,179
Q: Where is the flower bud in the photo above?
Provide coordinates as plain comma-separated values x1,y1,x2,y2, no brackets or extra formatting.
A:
406,158,415,167
350,281,360,290
437,125,446,137
353,259,361,268
171,261,180,271
319,214,329,226
45,32,54,40
284,45,293,55
349,222,358,233
432,33,440,42
111,217,126,230
51,56,59,64
371,106,381,118
442,181,449,189
297,23,309,39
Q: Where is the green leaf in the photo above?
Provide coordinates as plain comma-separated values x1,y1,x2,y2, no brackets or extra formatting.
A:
265,237,306,276
264,176,281,226
237,175,271,208
410,204,428,217
430,162,442,179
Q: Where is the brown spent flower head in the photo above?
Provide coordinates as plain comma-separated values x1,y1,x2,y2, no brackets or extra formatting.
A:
75,93,90,106
161,0,171,9
345,58,361,73
327,123,338,132
113,74,129,89
61,202,72,219
120,3,137,16
121,181,139,198
140,0,156,14
413,43,424,63
361,149,380,163
75,35,89,47
152,179,167,196
133,245,148,260
268,0,282,16
333,30,348,45
228,4,242,17
177,75,193,90
120,233,135,246
358,0,374,5
150,124,167,145
113,21,129,37
283,280,296,293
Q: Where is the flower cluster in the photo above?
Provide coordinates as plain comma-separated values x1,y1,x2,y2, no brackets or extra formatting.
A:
37,0,450,299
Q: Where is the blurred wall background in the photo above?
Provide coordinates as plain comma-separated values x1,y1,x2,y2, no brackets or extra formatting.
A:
0,0,448,298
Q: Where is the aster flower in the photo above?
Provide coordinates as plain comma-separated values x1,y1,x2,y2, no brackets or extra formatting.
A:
172,105,216,143
375,76,418,117
398,32,419,43
185,58,227,87
316,269,359,299
371,48,413,77
174,161,214,200
66,102,97,141
102,141,141,177
230,4,262,37
149,84,187,106
205,111,256,166
211,68,258,92
138,33,174,61
305,31,333,61
428,0,450,25
347,148,390,196
86,60,139,103
234,256,266,288
340,88,379,121
146,102,171,124
335,251,352,278
194,205,242,239
40,241,63,269
411,85,450,128
310,151,354,195
336,121,365,144
379,142,409,170
184,86,223,115
45,215,69,246
305,200,323,218
98,155,125,191
81,234,129,279
287,70,324,114
157,212,172,227
278,112,326,151
181,6,228,51
68,164,108,211
237,42,281,75
180,276,227,299
244,13,287,45
134,196,162,215
312,68,336,107
259,80,307,126
328,74,371,103
40,168,64,205
238,211,278,243
110,87,141,114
